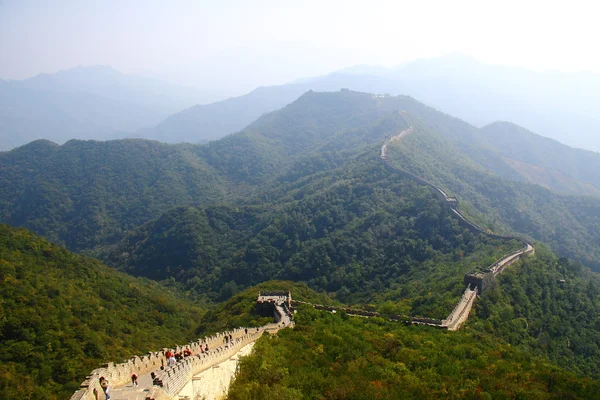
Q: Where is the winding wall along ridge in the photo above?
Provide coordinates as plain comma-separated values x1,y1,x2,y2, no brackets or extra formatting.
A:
381,126,535,330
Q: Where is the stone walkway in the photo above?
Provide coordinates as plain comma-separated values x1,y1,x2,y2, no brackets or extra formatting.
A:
179,342,255,400
110,372,154,400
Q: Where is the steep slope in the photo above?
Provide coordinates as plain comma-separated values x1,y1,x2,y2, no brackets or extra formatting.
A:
384,118,600,271
0,90,398,252
228,307,600,399
0,224,204,400
481,121,600,193
0,66,212,150
475,246,600,378
198,89,394,182
105,140,520,318
198,276,600,399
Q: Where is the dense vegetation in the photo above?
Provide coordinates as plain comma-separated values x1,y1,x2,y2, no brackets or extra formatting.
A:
211,248,600,399
475,246,600,378
4,89,600,398
386,121,600,271
227,305,599,399
0,138,227,251
105,152,519,318
0,224,204,400
195,280,336,335
4,89,600,275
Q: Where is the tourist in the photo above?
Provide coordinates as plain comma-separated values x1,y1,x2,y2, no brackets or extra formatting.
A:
100,377,110,400
131,373,138,387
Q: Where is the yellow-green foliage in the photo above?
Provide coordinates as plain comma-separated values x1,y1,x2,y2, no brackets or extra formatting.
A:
229,307,600,399
0,224,204,400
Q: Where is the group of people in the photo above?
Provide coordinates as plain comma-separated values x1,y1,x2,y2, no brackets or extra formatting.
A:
223,333,235,344
165,347,196,364
95,330,253,399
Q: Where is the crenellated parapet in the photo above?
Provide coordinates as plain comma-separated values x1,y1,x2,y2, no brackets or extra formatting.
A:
71,291,294,400
147,328,272,399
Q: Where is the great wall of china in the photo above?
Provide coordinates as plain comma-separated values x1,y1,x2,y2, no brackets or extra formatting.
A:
71,125,535,399
380,126,535,330
70,292,293,400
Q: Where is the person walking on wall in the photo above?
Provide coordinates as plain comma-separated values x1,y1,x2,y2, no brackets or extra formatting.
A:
131,373,138,387
100,377,110,400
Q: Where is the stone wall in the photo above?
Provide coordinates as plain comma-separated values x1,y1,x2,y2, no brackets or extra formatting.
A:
69,326,265,400
148,326,277,399
443,287,478,331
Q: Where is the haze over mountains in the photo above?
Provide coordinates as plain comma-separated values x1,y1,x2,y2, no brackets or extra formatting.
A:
142,53,600,152
3,54,600,153
6,1,600,398
0,65,214,150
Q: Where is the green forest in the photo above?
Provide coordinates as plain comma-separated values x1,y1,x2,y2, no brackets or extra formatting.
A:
229,308,599,399
0,224,204,399
2,90,600,399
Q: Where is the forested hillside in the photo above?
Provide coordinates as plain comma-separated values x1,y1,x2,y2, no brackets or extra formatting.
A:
4,89,600,274
4,89,600,399
0,138,227,251
385,121,600,270
0,224,204,400
105,153,518,318
195,249,600,399
229,309,600,399
199,266,600,399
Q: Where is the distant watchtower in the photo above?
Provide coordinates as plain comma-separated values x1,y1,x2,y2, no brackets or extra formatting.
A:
464,270,494,293
256,291,293,320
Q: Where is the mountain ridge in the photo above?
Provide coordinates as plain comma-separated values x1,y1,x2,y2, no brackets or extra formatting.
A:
143,54,600,152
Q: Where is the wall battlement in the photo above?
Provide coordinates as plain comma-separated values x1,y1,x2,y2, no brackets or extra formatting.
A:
71,291,294,400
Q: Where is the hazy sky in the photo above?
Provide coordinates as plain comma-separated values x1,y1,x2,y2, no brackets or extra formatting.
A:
1,0,599,95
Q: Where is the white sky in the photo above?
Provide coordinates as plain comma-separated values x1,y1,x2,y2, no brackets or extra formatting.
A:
1,0,599,95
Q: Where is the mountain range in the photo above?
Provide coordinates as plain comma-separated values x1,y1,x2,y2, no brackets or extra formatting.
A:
0,65,213,150
141,53,600,152
3,89,600,272
3,54,600,154
4,88,600,399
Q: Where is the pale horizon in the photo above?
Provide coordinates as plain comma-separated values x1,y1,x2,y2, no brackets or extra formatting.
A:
2,0,600,96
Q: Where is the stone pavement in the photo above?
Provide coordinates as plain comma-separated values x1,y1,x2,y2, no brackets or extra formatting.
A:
110,372,154,400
